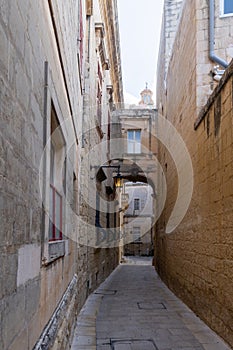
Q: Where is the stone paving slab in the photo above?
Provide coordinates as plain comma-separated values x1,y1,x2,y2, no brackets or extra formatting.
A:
71,260,232,350
71,294,103,350
96,263,232,350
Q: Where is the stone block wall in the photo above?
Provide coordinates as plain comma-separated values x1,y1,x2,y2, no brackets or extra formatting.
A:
163,0,183,74
157,62,233,348
0,0,121,349
196,0,233,109
156,0,233,346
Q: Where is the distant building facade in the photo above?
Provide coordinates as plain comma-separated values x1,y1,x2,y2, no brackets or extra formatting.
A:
123,183,154,256
111,87,157,258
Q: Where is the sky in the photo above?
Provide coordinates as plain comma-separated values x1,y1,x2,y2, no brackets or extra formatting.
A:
117,0,164,105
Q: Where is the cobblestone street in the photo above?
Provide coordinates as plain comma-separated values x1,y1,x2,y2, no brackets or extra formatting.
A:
71,259,231,350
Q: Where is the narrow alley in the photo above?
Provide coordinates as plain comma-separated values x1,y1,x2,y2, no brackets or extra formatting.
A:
71,258,231,350
1,0,233,349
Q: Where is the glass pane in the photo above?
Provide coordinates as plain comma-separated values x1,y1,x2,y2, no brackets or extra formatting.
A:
225,0,233,14
55,191,62,240
50,143,55,184
127,140,134,153
127,130,141,153
62,157,66,194
134,199,140,210
135,131,141,153
127,131,134,140
135,141,141,153
135,130,141,142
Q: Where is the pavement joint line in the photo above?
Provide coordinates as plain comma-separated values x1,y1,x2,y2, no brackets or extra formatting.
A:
110,338,158,349
94,290,117,295
137,301,167,310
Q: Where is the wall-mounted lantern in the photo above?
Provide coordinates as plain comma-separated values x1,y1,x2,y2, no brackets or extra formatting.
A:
113,168,123,189
92,164,123,189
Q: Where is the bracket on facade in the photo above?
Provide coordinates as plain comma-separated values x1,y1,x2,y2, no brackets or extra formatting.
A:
95,22,109,70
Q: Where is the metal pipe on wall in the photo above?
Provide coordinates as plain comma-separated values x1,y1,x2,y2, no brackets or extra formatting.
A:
209,0,228,68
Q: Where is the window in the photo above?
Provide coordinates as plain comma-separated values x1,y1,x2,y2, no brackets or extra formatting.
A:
127,130,141,154
221,0,233,16
133,227,141,242
97,84,102,126
134,198,140,211
49,106,65,241
143,94,150,104
49,184,62,241
97,63,103,127
95,192,100,227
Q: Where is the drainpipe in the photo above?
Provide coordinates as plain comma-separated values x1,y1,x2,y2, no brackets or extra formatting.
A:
209,0,228,68
41,61,49,263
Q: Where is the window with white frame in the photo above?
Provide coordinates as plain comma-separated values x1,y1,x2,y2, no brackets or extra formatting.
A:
220,0,233,16
127,130,141,154
49,105,66,242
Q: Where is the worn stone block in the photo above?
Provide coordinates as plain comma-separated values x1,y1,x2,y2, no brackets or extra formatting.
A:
8,328,28,350
25,278,40,322
0,23,9,75
2,286,26,347
9,1,25,58
0,0,10,27
1,0,121,349
17,244,41,287
157,0,233,348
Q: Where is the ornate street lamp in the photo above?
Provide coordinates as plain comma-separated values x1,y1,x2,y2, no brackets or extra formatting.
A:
113,168,123,189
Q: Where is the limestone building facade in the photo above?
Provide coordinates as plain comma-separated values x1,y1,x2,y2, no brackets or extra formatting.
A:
156,0,233,346
123,182,154,256
0,0,123,349
110,88,157,259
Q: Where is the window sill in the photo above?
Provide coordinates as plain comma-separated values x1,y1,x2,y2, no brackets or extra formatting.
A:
220,13,233,18
42,240,68,266
124,152,153,156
